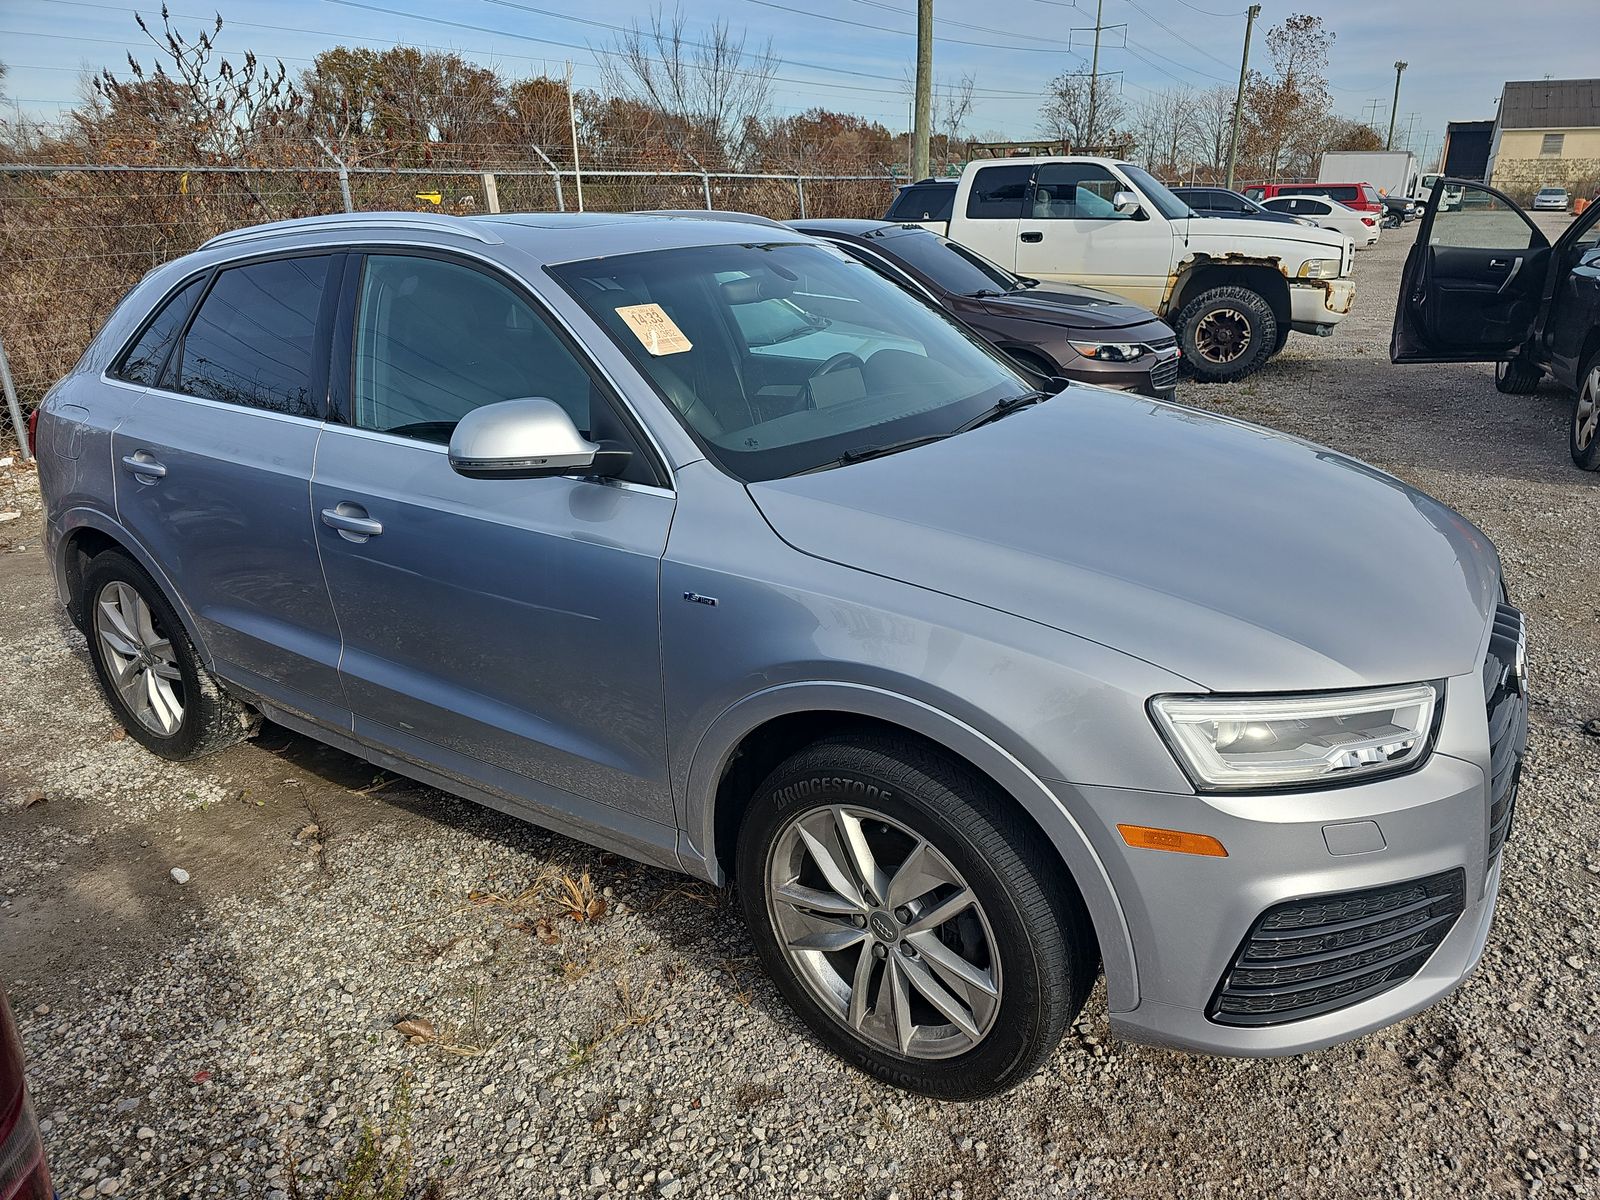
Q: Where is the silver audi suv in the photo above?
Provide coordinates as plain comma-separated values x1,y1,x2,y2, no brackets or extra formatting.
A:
34,211,1528,1098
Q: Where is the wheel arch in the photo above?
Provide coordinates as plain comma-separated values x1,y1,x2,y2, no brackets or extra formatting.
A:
1167,257,1292,334
683,681,1139,1011
55,508,212,662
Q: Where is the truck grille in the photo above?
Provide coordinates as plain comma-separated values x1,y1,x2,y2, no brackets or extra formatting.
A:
1482,603,1528,866
1208,870,1466,1026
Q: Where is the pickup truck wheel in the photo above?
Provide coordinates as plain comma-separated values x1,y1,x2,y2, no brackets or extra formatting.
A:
1175,286,1276,382
80,550,258,761
1572,351,1600,471
735,735,1096,1099
1495,358,1542,395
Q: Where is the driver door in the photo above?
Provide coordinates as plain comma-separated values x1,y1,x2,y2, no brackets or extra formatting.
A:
1391,180,1551,362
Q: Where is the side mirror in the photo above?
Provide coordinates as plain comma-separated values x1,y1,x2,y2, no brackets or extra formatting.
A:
448,398,630,480
1112,190,1142,216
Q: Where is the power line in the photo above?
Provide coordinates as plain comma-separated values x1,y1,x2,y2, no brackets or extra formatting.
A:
734,0,1090,54
847,0,1084,53
1118,0,1233,71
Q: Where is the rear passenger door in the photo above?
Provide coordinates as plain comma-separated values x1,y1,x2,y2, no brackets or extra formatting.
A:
111,252,350,723
956,163,1033,268
310,251,678,830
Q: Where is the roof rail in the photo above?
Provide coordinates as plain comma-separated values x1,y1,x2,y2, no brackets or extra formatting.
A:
201,211,505,250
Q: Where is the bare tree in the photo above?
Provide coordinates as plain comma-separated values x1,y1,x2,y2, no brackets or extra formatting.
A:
1193,84,1235,178
1039,71,1126,152
600,9,778,168
1132,87,1198,180
91,6,298,163
937,72,976,148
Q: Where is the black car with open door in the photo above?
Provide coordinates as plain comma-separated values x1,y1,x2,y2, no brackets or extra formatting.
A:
1392,177,1600,470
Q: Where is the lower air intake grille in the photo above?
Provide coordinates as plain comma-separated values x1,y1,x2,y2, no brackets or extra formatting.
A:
1483,603,1528,866
1208,869,1466,1026
1150,354,1180,391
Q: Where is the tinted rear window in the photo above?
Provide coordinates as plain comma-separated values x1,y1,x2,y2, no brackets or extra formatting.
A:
176,256,333,417
965,164,1033,219
887,185,955,222
115,278,202,386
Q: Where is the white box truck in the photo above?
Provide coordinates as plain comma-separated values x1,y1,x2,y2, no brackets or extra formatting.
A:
1317,150,1418,200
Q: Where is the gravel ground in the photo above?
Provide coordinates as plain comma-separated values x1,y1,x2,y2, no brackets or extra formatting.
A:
3,216,1598,1200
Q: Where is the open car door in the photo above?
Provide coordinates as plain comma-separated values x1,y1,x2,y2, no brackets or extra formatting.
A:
1392,179,1551,363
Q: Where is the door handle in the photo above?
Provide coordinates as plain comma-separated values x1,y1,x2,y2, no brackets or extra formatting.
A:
1019,231,1044,243
120,453,166,480
1496,256,1524,294
321,503,383,541
1487,258,1509,270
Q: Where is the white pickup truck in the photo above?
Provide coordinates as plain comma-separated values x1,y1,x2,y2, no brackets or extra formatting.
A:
885,157,1356,381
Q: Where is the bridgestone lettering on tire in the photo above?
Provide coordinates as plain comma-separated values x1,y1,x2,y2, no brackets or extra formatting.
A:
735,734,1096,1099
1175,285,1278,383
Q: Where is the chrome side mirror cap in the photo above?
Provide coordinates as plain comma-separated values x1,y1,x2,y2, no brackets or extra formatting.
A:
1112,190,1142,216
448,398,627,480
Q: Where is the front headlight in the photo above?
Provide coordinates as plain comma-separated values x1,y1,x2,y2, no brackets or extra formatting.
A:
1072,342,1147,362
1297,257,1341,279
1150,683,1439,791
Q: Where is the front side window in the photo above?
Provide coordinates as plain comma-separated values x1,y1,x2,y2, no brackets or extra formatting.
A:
553,242,1026,482
177,256,333,416
115,277,202,386
1429,189,1543,250
965,165,1033,220
352,254,594,443
1030,163,1130,221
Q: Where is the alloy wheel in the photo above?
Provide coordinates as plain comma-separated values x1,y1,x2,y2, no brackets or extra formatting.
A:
765,805,1002,1060
1194,308,1252,364
93,580,185,736
1576,366,1599,452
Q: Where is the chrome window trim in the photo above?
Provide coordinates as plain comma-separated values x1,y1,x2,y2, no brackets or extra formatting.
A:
314,419,675,498
104,381,327,429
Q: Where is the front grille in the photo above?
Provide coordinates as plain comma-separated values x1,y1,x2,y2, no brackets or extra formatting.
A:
1208,870,1466,1026
1482,603,1528,866
1150,353,1180,391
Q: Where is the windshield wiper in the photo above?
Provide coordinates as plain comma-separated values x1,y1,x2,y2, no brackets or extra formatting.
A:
792,433,953,475
1016,276,1041,288
956,389,1051,432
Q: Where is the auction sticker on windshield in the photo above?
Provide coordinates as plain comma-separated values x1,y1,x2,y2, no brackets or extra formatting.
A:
615,302,694,355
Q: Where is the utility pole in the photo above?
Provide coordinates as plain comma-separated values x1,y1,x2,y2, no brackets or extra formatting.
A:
565,61,584,212
1387,61,1408,150
911,0,933,180
1224,3,1259,190
1086,0,1105,151
1401,111,1419,152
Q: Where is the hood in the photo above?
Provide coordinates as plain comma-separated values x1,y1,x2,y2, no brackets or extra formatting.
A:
749,389,1500,692
974,285,1163,333
1179,215,1349,256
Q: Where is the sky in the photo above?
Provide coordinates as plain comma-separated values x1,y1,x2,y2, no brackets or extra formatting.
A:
2,0,1595,166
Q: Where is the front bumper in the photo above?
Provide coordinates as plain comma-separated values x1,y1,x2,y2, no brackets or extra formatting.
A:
1061,670,1516,1056
1060,348,1180,399
1288,277,1355,334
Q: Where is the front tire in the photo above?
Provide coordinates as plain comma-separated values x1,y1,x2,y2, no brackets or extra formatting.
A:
1175,285,1277,383
1572,351,1600,471
735,735,1096,1099
1495,357,1541,394
80,551,257,760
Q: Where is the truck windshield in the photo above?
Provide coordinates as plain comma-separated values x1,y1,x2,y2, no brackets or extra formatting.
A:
1116,164,1195,219
552,242,1028,482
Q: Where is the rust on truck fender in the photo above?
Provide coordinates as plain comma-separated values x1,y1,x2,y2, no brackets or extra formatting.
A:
1161,251,1291,312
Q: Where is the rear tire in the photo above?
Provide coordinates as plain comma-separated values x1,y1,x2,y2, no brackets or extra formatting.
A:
1571,350,1600,471
1495,357,1541,395
735,735,1097,1099
80,550,257,761
1175,285,1277,383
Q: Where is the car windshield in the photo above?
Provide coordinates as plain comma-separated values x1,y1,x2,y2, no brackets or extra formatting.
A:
552,241,1028,482
867,228,1019,295
1116,164,1194,218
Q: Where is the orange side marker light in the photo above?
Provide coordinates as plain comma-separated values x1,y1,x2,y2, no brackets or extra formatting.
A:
1117,824,1228,857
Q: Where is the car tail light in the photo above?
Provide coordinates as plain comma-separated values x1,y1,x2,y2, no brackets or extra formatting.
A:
1361,217,1376,226
26,405,41,457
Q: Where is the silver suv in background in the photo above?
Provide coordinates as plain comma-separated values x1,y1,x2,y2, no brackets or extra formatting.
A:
35,212,1527,1098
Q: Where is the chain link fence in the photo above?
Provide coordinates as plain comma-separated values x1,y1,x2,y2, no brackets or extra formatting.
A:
0,162,901,455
